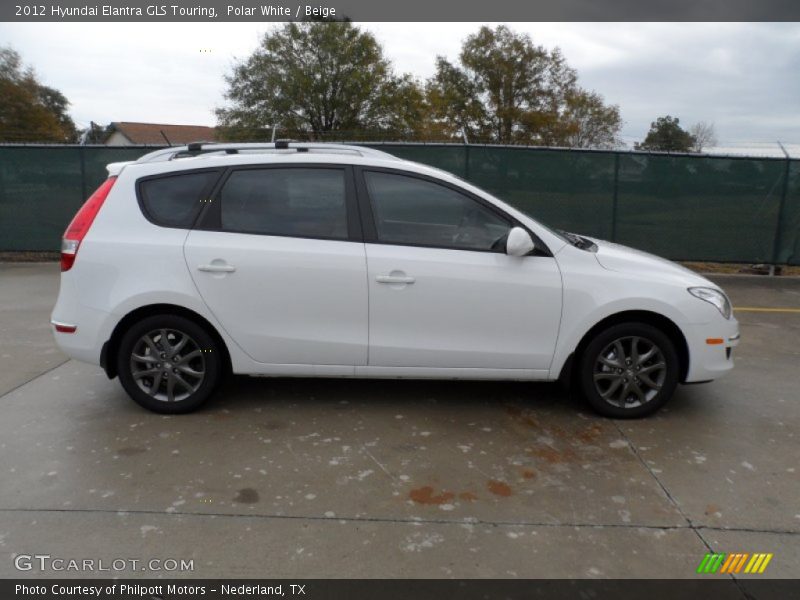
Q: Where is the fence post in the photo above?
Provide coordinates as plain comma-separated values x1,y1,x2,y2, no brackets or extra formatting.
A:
771,144,791,268
464,143,471,181
78,145,87,201
610,152,620,242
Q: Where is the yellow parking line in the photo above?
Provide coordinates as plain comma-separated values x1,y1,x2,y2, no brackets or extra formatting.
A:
735,307,800,313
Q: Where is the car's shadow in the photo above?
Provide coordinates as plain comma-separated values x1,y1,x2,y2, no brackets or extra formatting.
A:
200,374,675,420
203,373,717,422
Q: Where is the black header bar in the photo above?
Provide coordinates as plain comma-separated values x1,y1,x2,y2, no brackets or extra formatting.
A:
3,0,800,22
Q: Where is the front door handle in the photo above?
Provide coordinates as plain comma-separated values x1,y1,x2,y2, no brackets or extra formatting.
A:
198,263,236,273
376,274,415,284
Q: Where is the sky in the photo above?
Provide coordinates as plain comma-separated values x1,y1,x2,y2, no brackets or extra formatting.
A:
1,22,799,153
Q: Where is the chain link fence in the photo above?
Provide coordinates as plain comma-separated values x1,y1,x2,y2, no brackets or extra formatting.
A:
1,143,797,265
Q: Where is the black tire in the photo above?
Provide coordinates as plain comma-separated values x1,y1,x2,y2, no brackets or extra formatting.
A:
117,314,222,414
578,322,679,418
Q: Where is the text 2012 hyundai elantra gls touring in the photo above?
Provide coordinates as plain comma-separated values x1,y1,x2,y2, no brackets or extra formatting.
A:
51,142,739,417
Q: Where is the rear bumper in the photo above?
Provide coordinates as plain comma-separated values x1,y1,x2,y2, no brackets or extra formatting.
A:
51,282,117,366
683,317,740,383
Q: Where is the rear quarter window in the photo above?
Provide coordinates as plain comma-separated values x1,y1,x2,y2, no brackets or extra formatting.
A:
137,170,220,228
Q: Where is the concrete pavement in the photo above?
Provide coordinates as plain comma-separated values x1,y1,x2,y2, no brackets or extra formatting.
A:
0,264,798,579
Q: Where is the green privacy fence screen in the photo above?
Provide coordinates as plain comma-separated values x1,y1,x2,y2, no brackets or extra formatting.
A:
0,146,152,254
369,144,799,265
1,143,798,265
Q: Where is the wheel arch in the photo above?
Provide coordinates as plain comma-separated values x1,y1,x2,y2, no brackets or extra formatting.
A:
558,310,690,386
100,304,232,379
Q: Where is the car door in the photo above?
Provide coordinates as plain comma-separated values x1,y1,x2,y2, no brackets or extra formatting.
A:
357,168,562,371
184,165,368,366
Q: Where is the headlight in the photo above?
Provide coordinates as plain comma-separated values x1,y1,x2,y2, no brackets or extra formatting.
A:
688,287,732,319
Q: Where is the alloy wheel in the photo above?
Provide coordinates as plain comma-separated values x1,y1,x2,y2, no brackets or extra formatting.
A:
592,336,667,408
129,328,205,402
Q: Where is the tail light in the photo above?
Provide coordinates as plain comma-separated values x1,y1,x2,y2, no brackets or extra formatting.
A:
61,176,117,272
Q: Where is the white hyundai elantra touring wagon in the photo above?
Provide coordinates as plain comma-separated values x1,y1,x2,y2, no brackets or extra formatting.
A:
51,142,739,417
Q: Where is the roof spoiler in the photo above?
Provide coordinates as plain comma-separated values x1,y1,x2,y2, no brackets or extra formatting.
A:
106,161,133,177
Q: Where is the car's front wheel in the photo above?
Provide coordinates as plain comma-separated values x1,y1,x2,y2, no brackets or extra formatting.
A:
117,315,222,414
578,322,679,418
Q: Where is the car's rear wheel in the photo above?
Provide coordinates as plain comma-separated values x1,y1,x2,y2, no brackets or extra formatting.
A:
117,315,221,414
578,322,679,418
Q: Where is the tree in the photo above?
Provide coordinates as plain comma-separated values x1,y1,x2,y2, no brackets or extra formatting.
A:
635,116,696,152
216,22,427,141
37,85,77,141
0,46,77,143
376,73,430,139
78,121,112,144
425,57,489,141
425,25,622,147
537,89,622,149
689,121,718,152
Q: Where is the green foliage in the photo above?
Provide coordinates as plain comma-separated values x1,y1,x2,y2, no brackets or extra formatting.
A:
426,57,489,141
426,26,622,148
217,23,622,146
635,116,697,152
216,22,427,141
0,46,77,143
542,89,623,149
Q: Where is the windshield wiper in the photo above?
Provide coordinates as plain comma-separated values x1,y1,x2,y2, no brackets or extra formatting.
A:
558,229,596,251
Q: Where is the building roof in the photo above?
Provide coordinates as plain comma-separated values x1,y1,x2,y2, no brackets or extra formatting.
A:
108,122,216,145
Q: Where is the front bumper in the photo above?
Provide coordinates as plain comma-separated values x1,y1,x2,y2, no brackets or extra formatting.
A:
683,317,740,383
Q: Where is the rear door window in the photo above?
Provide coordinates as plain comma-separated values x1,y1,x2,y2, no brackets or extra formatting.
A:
138,170,220,228
219,168,348,240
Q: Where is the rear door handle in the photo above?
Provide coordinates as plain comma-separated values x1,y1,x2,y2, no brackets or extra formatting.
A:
376,275,415,284
198,263,236,273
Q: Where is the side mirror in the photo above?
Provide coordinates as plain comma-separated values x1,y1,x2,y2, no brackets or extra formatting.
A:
505,227,535,257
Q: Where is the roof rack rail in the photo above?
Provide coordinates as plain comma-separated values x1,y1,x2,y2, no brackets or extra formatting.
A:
134,141,400,163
